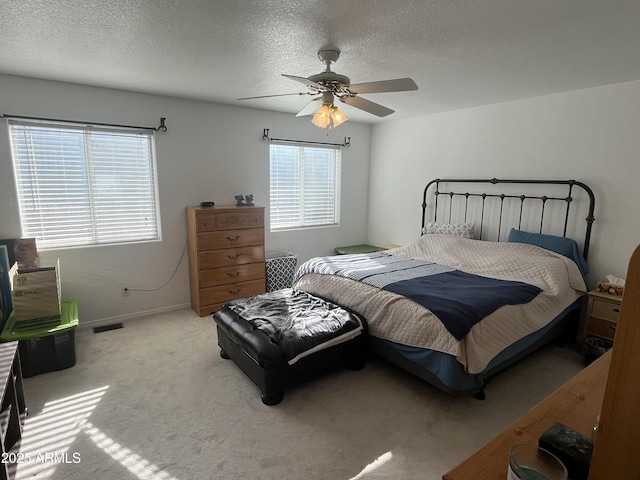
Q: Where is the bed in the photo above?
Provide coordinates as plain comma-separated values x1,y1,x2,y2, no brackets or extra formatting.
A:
293,178,596,397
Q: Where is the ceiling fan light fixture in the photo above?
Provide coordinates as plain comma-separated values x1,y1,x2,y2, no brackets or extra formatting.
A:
311,104,332,128
330,105,348,128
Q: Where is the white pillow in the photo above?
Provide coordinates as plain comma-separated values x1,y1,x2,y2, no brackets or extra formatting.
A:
423,221,474,239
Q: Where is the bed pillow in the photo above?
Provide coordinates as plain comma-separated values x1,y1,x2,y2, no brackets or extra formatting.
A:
423,222,474,239
507,228,589,276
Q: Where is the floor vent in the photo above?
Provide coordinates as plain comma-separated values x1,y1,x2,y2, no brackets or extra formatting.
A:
93,323,124,334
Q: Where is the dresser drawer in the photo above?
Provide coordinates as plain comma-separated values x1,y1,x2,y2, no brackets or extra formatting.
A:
199,279,266,306
588,317,617,341
196,212,264,232
591,299,621,322
196,214,219,232
247,211,264,228
216,211,263,230
199,246,265,269
199,263,265,288
198,229,264,251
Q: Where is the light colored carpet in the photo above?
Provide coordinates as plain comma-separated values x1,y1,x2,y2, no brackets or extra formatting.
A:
14,308,585,480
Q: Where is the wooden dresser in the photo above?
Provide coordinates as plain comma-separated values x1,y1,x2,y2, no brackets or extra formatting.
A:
186,205,266,316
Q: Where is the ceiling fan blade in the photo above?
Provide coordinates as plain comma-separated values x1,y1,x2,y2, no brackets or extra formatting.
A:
341,95,395,117
282,74,325,90
295,97,321,117
237,92,313,100
347,78,418,94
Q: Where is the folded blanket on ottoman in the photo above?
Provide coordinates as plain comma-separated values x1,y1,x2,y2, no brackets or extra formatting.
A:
225,289,364,365
213,289,367,405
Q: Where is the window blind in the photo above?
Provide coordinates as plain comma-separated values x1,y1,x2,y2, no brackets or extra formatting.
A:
270,143,341,230
8,120,160,249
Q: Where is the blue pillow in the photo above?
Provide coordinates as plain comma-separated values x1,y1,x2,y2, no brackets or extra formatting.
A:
507,228,589,276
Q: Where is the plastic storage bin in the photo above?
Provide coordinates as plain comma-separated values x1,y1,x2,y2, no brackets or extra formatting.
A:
0,299,78,377
265,251,297,292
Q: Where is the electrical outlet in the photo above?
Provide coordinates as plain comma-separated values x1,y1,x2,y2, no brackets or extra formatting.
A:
122,286,130,297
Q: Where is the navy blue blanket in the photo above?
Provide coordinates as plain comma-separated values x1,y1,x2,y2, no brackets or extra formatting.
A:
384,270,541,340
295,253,542,340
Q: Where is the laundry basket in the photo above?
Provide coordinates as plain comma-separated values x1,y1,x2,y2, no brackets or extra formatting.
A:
265,251,298,292
584,336,613,366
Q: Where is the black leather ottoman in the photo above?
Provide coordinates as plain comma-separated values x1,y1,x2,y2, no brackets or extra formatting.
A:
213,289,367,405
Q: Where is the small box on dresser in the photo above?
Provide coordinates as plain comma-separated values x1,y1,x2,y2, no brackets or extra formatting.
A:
186,205,266,316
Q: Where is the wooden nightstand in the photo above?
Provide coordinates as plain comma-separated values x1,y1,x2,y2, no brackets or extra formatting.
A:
582,290,623,343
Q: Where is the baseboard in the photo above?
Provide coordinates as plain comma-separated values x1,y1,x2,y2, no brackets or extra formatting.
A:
78,302,192,329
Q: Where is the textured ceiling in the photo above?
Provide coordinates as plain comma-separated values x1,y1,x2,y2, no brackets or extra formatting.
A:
1,0,640,123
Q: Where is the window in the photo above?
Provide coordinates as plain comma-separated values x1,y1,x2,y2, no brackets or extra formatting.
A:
8,120,160,249
269,143,341,231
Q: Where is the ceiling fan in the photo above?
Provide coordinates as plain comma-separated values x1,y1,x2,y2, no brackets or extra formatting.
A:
238,49,418,129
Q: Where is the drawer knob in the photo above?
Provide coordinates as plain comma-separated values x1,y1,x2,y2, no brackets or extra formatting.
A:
227,272,240,278
227,254,243,260
204,222,210,226
613,308,620,314
229,288,241,294
226,236,240,242
610,325,617,333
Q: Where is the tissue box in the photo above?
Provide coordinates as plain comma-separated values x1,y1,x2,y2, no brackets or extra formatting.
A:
596,281,624,296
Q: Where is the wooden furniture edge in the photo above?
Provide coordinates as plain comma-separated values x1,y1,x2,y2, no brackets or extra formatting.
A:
589,243,640,479
442,350,610,479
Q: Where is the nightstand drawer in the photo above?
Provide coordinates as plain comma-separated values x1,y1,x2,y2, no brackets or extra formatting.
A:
588,317,617,341
591,299,621,322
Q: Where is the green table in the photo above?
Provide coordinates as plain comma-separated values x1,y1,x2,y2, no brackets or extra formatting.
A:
334,244,380,255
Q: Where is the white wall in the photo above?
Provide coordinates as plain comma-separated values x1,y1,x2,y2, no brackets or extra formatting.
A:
367,80,640,288
0,74,371,324
4,74,638,323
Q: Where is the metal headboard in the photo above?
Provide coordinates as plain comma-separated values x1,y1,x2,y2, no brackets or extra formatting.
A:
421,178,596,261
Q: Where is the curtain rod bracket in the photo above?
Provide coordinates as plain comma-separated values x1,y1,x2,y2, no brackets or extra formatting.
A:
262,128,350,148
156,117,167,132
